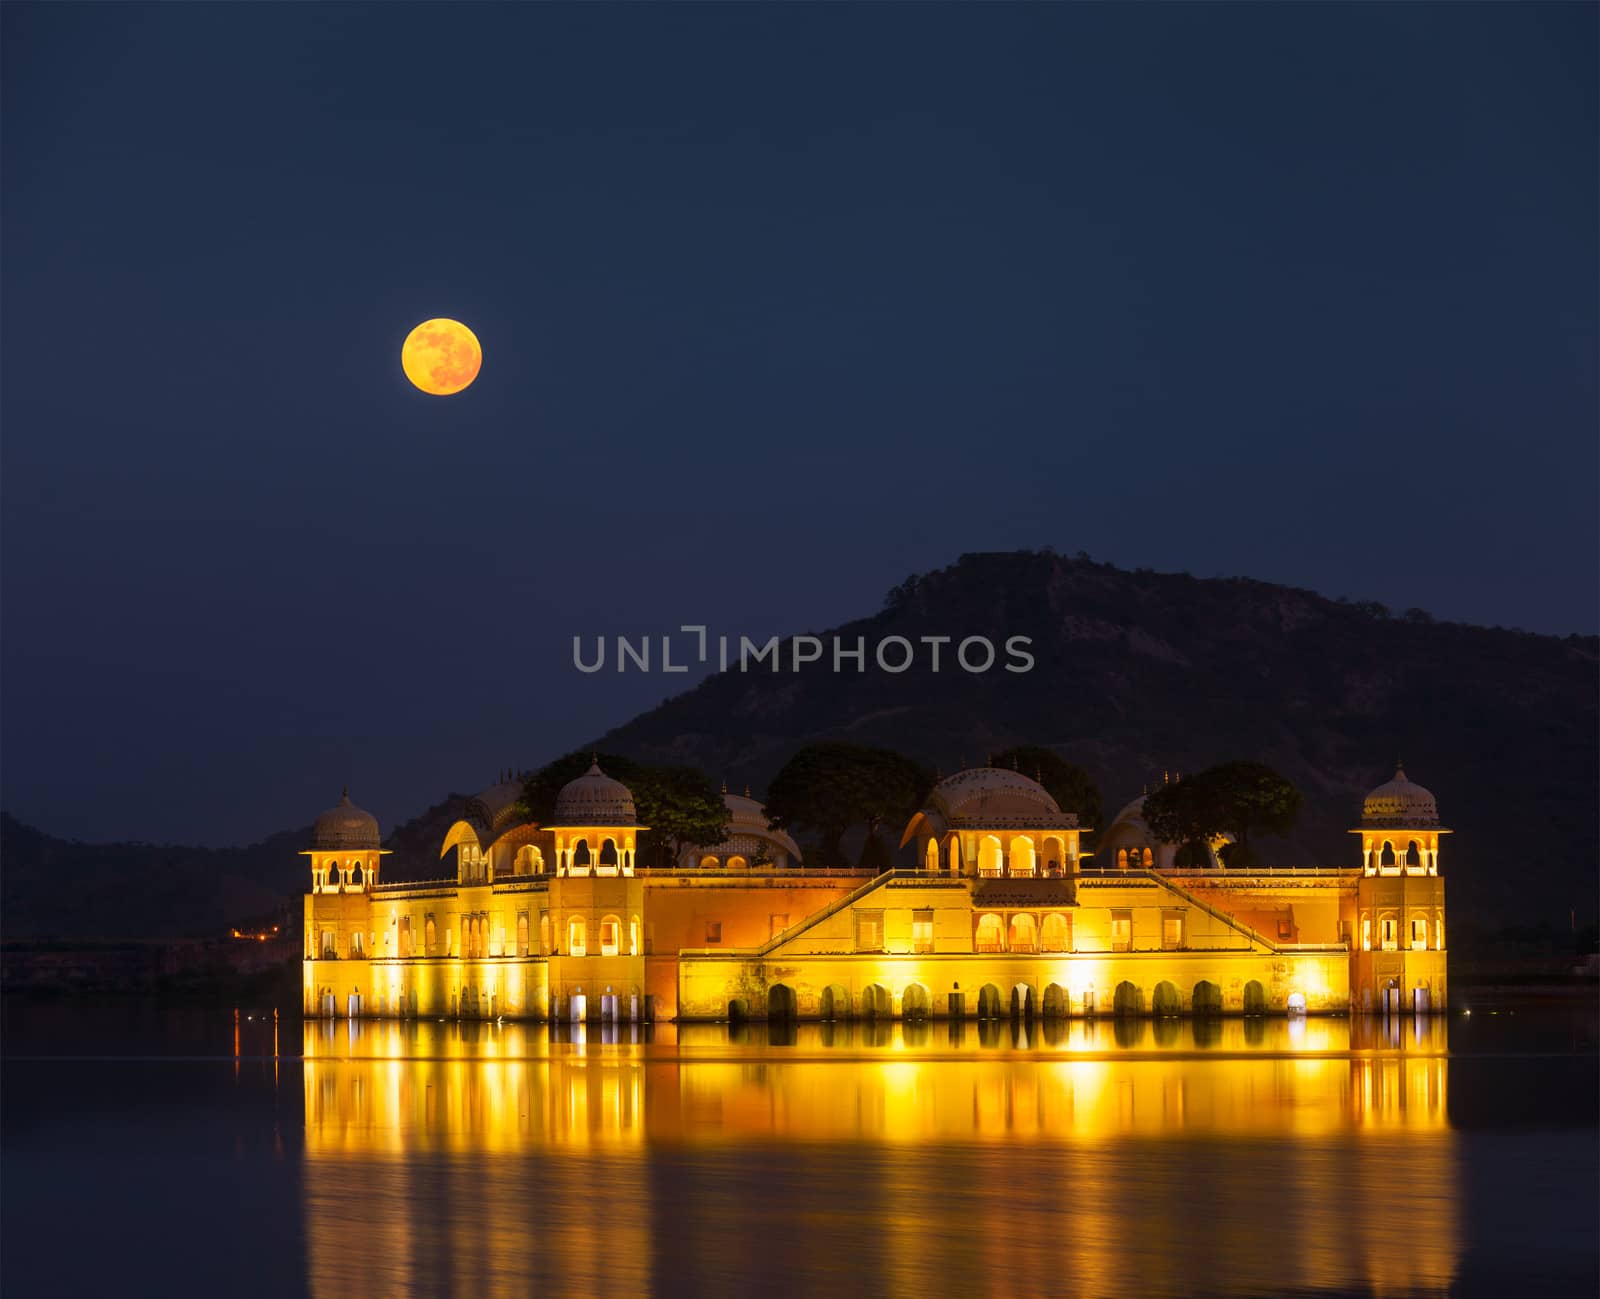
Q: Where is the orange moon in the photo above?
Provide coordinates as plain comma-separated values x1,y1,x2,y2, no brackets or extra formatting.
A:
401,318,481,395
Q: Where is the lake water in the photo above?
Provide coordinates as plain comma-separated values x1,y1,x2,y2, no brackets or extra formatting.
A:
2,997,1595,1298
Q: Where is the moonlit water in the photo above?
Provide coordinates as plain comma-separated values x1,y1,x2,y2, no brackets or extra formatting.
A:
2,1001,1595,1298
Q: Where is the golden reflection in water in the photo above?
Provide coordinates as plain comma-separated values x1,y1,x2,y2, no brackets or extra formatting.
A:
302,1017,1459,1299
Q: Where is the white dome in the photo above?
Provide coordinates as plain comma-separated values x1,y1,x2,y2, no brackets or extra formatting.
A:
927,767,1071,828
310,789,380,850
552,761,638,826
1362,765,1440,827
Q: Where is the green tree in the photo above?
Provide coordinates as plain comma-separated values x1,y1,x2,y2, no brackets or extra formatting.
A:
1142,761,1302,867
634,765,732,869
764,742,932,869
991,745,1103,833
519,751,729,869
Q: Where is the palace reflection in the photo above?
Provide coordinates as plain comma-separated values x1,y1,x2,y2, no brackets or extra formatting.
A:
302,1018,1459,1299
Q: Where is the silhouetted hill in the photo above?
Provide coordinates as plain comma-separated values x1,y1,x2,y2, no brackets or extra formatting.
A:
594,551,1597,926
0,815,309,940
4,551,1594,937
0,795,479,940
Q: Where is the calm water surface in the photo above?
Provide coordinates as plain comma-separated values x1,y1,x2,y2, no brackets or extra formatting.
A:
3,998,1595,1298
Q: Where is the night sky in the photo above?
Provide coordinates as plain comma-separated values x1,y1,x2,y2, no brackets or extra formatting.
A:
3,3,1594,845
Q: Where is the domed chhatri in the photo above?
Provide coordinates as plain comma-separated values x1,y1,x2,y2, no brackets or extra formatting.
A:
302,788,387,900
310,788,381,851
552,760,639,827
1361,763,1441,828
901,765,1083,878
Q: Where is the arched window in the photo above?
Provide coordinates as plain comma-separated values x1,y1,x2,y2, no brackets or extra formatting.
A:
425,916,437,954
1410,915,1428,950
1009,836,1036,878
600,914,621,957
1406,840,1423,869
326,864,341,889
1040,912,1071,953
539,912,551,954
567,917,587,957
1141,847,1155,868
726,855,748,871
978,836,1003,877
599,839,620,872
629,915,641,956
1381,916,1397,950
975,913,1005,953
699,855,719,869
349,863,364,887
1360,914,1371,951
949,838,962,873
1008,913,1038,952
925,839,939,873
1116,848,1129,870
1380,841,1397,869
517,912,529,957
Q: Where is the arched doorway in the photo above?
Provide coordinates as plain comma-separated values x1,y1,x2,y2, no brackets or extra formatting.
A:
860,984,891,1019
1152,982,1181,1017
1009,836,1036,877
820,985,851,1021
901,983,931,1021
978,836,1003,877
1010,983,1036,1021
1243,980,1267,1015
976,984,1003,1020
768,984,797,1022
1113,981,1144,1018
727,998,749,1022
1286,992,1307,1015
1192,980,1223,1015
1042,984,1068,1019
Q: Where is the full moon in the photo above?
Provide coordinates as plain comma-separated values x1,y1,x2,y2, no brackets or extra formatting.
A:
401,318,482,395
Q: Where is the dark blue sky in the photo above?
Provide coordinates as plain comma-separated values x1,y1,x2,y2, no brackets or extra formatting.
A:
4,3,1594,844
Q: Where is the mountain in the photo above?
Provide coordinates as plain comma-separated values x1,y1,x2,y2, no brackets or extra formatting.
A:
0,795,478,941
0,815,309,941
593,551,1597,926
3,551,1594,937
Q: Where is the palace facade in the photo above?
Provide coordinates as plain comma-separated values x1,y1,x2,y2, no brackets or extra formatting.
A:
302,761,1448,1021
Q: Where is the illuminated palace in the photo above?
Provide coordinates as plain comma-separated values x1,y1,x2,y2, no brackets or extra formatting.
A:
302,761,1447,1021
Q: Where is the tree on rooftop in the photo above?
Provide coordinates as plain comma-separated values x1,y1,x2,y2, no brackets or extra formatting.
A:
1142,761,1302,868
764,742,932,869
